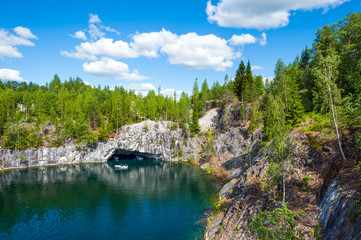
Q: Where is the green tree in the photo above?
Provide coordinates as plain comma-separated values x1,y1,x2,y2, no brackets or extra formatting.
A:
313,26,346,161
234,61,246,101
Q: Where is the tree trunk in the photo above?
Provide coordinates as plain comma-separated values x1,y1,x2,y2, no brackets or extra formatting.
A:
282,155,286,203
328,83,346,161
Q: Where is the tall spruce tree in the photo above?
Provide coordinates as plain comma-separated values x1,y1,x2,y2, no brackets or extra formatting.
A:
234,61,246,101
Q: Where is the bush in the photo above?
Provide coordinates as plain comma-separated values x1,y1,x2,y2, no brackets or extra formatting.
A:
206,166,215,173
250,203,305,240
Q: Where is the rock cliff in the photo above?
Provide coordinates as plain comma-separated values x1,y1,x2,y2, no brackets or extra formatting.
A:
0,120,183,169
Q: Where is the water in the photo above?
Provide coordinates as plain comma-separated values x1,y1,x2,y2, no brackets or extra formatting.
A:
0,159,221,240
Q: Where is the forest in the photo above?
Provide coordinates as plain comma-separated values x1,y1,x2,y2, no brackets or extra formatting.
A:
0,71,231,148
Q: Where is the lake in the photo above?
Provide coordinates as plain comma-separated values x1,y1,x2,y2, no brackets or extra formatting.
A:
0,159,221,240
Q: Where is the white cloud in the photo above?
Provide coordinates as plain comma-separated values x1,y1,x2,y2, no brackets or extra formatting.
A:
130,29,178,58
62,38,138,60
259,33,267,46
63,29,238,71
83,80,91,85
0,29,35,47
0,28,37,59
251,65,263,70
71,31,87,41
64,14,267,81
89,13,101,24
83,57,148,81
85,14,119,40
206,0,348,30
0,68,24,81
124,83,156,91
229,34,257,46
0,45,22,58
13,27,37,39
161,88,183,98
161,32,236,71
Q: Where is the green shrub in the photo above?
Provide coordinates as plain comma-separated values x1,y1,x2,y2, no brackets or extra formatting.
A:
171,123,178,130
250,203,305,240
19,154,27,163
206,166,215,173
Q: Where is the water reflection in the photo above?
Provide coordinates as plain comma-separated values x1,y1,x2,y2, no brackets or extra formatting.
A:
0,160,220,240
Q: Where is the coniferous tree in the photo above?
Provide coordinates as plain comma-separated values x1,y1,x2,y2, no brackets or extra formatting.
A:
244,60,254,102
234,61,246,101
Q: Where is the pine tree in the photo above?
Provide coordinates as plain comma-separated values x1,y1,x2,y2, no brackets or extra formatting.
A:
234,61,246,101
244,60,254,102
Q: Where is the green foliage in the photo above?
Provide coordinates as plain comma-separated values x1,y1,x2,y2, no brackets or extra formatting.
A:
170,122,178,130
19,154,27,163
355,131,361,149
250,203,305,240
1,124,42,149
206,166,215,173
0,77,195,150
298,176,312,193
188,157,195,163
213,199,225,215
248,103,262,134
263,94,286,142
97,126,109,141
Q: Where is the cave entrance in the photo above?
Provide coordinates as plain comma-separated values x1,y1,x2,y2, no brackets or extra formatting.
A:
107,149,161,161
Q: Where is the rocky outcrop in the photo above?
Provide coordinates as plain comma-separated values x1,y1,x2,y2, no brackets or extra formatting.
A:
0,120,183,170
318,180,361,240
200,103,361,240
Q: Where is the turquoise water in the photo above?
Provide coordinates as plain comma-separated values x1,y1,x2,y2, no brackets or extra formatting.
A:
0,160,221,240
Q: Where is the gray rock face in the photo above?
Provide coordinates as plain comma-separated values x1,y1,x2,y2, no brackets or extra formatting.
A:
318,181,361,240
0,120,182,170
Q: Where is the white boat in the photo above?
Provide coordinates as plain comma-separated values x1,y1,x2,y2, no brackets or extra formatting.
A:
114,164,128,170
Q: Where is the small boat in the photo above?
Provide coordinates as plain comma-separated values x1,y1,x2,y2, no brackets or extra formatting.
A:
114,164,128,170
134,156,143,161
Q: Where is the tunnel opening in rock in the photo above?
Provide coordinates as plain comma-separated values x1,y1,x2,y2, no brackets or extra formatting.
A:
107,149,161,161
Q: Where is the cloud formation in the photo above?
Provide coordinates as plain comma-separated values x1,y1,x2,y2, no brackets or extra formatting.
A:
0,68,24,81
206,0,348,29
63,28,244,71
14,26,38,39
251,65,263,70
83,57,148,81
63,14,266,81
71,31,87,41
124,83,156,91
0,27,37,59
259,33,267,46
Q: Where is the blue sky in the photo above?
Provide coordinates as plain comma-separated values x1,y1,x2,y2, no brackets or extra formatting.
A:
0,0,360,95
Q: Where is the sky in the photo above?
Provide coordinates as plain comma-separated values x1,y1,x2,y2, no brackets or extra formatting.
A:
0,0,360,95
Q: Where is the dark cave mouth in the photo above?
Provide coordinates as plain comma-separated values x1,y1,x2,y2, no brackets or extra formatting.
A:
107,149,161,161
